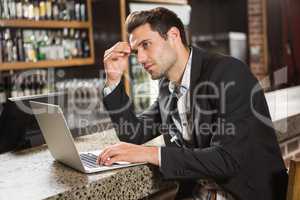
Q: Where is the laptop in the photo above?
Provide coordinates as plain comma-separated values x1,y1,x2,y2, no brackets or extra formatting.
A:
29,101,144,173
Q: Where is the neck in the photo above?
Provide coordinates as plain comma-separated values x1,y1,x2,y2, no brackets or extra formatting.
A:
166,45,190,84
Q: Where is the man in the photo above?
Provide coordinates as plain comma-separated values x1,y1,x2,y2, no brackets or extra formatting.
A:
98,7,288,200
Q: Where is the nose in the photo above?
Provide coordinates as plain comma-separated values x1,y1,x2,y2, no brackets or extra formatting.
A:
136,49,148,64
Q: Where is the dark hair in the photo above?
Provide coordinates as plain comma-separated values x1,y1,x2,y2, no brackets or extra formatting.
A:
125,7,188,46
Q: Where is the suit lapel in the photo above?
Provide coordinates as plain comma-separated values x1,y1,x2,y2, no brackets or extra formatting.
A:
190,47,207,106
189,47,206,140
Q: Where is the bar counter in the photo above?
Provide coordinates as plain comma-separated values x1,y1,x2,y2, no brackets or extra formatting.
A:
0,129,173,200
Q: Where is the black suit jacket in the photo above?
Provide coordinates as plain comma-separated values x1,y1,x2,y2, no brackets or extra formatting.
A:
103,47,288,200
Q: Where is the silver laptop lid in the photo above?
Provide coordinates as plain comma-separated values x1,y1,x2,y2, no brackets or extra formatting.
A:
30,101,85,172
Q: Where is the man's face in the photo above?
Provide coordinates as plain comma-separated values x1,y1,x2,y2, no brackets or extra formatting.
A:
129,23,177,80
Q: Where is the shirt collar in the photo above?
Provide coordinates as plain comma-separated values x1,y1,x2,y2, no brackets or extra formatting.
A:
169,47,193,95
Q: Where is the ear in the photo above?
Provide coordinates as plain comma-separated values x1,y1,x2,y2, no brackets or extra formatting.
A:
167,27,180,43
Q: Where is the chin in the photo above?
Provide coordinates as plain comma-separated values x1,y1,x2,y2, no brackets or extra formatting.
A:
150,73,164,80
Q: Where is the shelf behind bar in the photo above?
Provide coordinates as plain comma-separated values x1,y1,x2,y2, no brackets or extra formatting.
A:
0,19,90,29
130,0,188,4
0,58,94,71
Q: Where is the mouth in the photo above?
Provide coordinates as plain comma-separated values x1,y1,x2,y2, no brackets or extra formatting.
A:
144,64,154,71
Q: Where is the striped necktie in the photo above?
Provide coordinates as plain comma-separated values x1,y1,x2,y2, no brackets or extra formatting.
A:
166,88,186,147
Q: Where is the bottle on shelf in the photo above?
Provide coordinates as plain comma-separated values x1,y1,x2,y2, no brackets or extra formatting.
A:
41,70,48,94
52,0,59,20
0,72,7,111
69,28,77,58
62,28,71,59
64,0,70,20
81,30,90,58
17,73,25,97
75,0,80,21
1,27,91,64
0,0,88,21
0,32,4,63
2,0,10,19
20,74,26,96
23,29,37,62
12,33,18,62
35,70,42,94
39,0,46,20
23,75,31,96
4,29,14,62
31,31,38,62
46,0,52,20
8,0,17,19
58,0,67,20
10,71,18,98
16,0,23,19
66,0,75,20
29,73,35,95
2,72,9,99
16,29,25,61
32,71,38,94
23,0,30,19
80,0,86,21
0,1,2,20
33,0,40,20
28,0,35,20
75,30,82,58
36,30,47,60
50,29,63,60
35,30,41,60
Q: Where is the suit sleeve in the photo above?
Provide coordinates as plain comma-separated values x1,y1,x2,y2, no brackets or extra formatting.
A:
160,57,259,181
102,80,162,144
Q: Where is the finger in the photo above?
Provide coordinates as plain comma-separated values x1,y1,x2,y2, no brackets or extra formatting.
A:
104,44,129,58
96,149,105,164
97,147,112,164
104,52,127,61
104,50,124,59
113,42,131,54
104,42,131,58
104,155,124,166
99,148,111,165
100,148,120,165
99,142,126,164
97,143,125,164
98,149,111,165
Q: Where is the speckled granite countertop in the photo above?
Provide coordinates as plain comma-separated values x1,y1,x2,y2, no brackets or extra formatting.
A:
0,129,173,200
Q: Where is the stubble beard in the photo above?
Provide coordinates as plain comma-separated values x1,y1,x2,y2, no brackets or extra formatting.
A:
149,46,177,80
150,69,165,80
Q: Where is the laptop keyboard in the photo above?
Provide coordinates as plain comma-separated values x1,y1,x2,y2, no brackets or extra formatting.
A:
80,153,101,168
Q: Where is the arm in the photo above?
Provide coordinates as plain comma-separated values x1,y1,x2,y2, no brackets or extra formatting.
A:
103,80,162,144
102,41,162,144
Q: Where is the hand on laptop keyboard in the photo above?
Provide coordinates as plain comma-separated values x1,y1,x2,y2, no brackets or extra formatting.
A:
80,153,130,168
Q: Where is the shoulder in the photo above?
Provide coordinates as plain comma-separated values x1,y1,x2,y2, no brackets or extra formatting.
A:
193,47,254,83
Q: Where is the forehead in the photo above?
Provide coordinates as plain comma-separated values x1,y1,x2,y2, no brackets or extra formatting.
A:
129,23,163,50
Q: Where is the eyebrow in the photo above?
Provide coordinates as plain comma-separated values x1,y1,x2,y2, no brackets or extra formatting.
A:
131,39,151,53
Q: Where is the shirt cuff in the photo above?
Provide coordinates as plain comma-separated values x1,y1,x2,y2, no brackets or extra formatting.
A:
103,80,120,96
158,147,161,167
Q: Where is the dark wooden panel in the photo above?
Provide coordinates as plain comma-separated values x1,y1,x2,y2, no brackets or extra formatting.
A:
190,0,248,35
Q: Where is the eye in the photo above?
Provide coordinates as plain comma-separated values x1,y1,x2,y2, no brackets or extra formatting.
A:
142,41,150,49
